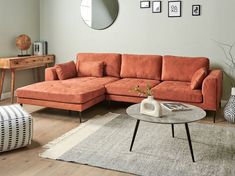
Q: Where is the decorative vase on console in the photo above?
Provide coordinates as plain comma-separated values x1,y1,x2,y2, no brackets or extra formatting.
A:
224,87,235,123
132,84,162,117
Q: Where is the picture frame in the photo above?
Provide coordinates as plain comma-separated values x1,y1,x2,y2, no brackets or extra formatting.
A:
168,1,181,17
33,41,48,56
152,1,161,13
192,5,200,16
140,1,150,8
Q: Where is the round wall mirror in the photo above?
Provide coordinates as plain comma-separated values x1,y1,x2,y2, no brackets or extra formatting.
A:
80,0,119,30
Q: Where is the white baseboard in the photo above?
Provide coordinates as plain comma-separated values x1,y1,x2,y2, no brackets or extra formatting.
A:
1,91,16,101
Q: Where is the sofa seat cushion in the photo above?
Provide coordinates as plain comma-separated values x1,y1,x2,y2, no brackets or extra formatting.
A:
105,78,160,97
16,77,118,104
152,81,202,103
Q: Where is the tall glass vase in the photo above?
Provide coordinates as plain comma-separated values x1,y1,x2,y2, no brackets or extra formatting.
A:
224,87,235,123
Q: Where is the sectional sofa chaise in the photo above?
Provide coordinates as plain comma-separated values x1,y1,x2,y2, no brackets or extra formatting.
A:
16,53,223,123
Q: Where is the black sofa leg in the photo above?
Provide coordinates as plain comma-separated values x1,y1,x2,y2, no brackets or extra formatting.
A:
107,100,111,109
213,111,216,123
20,103,23,107
79,111,82,123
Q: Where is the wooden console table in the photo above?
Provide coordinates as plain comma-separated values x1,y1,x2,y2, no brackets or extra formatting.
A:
0,55,55,103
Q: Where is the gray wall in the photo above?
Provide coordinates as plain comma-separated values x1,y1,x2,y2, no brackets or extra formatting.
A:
40,0,235,99
0,0,40,94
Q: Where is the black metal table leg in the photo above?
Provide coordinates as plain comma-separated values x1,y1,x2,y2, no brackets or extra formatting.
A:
185,123,195,162
171,124,174,138
130,119,140,152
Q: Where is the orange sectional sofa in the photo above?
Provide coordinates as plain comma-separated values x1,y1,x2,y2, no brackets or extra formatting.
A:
16,53,223,122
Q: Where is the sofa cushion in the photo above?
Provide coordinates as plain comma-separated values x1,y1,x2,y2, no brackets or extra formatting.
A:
191,67,208,90
16,77,118,104
152,81,202,103
105,78,160,97
77,60,104,77
162,55,209,82
120,54,162,80
77,53,121,77
55,61,77,80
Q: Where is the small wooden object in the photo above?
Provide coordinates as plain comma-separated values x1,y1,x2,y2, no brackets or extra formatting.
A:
0,55,55,103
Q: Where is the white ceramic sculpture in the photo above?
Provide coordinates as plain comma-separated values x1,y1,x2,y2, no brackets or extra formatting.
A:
140,96,162,117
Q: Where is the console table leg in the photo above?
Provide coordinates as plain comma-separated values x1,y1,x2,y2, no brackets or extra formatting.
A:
11,69,15,104
37,67,41,82
185,123,195,162
130,119,140,152
0,69,5,101
171,124,174,138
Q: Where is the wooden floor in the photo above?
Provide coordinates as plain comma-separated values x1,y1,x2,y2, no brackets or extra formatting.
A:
0,98,233,176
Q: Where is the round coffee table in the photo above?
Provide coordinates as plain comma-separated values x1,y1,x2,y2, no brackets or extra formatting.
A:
126,103,206,162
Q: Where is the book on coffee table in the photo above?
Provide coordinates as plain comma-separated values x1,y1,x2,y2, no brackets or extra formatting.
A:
161,102,191,112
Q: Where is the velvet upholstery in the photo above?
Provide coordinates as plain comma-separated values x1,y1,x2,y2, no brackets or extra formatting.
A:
120,54,162,80
17,81,104,104
17,95,105,112
16,77,118,104
105,78,160,97
202,70,223,110
152,81,203,103
162,55,209,82
77,61,104,77
191,68,208,89
45,66,58,81
77,53,121,77
55,61,77,80
106,94,145,103
17,53,223,113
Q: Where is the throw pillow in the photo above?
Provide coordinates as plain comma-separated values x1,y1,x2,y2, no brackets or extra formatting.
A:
191,67,208,89
55,61,77,80
77,61,104,77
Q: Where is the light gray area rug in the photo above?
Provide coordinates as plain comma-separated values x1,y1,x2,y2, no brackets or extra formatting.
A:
40,113,235,176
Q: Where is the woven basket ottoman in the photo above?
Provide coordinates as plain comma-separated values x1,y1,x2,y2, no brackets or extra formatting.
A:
0,104,33,152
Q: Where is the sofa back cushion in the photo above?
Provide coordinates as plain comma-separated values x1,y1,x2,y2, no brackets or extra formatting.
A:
55,61,77,80
77,60,104,77
162,55,209,82
120,54,162,80
76,53,121,77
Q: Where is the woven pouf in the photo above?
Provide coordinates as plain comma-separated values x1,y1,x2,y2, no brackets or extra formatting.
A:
0,104,33,152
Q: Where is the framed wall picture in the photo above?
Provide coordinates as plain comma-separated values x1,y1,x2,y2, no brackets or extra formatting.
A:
168,1,181,17
140,1,150,8
152,1,161,13
192,5,200,16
